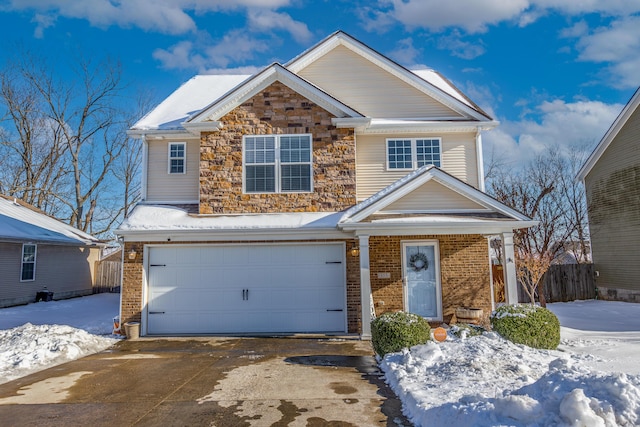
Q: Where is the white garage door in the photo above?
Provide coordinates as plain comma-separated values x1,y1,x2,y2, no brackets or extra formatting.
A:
146,243,346,335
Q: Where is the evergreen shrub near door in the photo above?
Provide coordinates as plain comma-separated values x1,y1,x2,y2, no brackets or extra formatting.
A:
490,304,560,350
371,311,431,357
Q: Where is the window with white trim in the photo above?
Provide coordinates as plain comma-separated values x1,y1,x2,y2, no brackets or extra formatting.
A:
244,134,312,193
21,244,36,282
387,138,441,170
168,142,186,174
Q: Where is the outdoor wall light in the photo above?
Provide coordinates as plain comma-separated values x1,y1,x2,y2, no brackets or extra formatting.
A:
350,244,360,257
128,249,137,260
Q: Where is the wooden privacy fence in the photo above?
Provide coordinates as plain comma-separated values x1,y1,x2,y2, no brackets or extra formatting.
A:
516,263,596,303
94,260,121,293
493,264,596,303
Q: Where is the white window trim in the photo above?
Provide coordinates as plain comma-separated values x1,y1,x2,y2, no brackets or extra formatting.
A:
242,134,314,194
386,137,442,171
168,142,186,174
20,243,37,282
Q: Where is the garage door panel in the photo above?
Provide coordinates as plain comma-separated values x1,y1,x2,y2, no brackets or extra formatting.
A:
147,244,346,334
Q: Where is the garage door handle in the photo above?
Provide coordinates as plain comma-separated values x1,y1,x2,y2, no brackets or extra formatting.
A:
150,264,166,267
242,289,249,300
325,261,342,264
326,309,343,312
149,311,165,314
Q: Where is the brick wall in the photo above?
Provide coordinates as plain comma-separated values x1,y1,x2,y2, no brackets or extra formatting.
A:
199,81,357,214
369,234,491,324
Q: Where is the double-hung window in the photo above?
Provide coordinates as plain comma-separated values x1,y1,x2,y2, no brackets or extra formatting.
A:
387,138,441,170
244,134,312,193
168,142,186,174
21,244,36,282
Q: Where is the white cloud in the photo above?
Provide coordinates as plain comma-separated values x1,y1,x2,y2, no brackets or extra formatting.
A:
247,10,313,44
153,30,269,72
483,99,623,166
5,0,295,36
530,0,640,15
388,38,421,65
378,0,530,34
436,31,486,59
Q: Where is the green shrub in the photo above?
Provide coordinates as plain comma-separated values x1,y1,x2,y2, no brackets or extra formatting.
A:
490,304,560,350
371,311,431,356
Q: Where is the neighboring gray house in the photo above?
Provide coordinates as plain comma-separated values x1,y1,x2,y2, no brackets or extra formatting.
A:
0,194,104,308
577,88,640,303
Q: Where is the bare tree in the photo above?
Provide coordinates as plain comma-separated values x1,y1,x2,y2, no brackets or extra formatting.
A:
516,251,552,306
0,50,144,236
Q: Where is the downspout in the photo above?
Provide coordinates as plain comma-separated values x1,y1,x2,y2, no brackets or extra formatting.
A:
141,135,148,201
476,127,485,192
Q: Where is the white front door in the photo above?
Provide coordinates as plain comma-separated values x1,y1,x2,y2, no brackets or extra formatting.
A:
402,241,442,320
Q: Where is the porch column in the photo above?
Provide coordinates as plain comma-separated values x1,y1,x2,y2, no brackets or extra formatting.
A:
501,232,518,304
359,235,372,339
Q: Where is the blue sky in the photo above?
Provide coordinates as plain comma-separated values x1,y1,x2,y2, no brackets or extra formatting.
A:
0,0,639,166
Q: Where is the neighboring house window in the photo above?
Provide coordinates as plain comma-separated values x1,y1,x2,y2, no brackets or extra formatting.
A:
387,138,441,170
168,142,186,174
244,134,312,193
21,244,36,282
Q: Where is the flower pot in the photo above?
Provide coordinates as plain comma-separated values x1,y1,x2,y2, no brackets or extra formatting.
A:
455,307,483,325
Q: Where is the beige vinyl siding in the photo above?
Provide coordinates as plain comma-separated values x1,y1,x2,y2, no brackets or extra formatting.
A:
356,132,479,200
146,139,199,202
0,243,99,308
585,106,640,294
297,45,463,119
382,180,486,212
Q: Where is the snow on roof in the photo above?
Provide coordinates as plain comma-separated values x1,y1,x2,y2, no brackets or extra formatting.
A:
0,196,102,245
118,204,343,232
131,74,250,131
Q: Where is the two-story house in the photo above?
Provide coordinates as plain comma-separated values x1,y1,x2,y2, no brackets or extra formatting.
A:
117,31,534,337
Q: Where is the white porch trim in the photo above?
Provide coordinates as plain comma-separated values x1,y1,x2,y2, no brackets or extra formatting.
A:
501,232,519,304
359,235,372,339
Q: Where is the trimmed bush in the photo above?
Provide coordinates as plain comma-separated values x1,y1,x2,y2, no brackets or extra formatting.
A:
490,304,560,350
371,311,431,357
451,323,486,339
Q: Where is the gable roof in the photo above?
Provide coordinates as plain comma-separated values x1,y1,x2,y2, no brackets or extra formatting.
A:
0,195,102,246
286,31,494,124
340,165,531,224
183,63,363,132
577,87,640,181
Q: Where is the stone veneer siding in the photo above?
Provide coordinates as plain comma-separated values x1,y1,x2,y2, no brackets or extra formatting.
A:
199,81,357,214
368,234,492,324
120,240,362,334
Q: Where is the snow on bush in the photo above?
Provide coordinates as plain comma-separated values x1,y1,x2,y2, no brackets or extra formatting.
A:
491,304,561,349
371,311,430,356
380,332,640,427
0,323,116,384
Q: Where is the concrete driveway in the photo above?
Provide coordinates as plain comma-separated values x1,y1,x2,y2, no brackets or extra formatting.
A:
0,337,412,426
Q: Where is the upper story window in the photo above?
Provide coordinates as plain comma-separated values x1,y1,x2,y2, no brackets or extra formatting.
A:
168,142,186,174
21,244,36,282
387,138,441,170
244,134,312,193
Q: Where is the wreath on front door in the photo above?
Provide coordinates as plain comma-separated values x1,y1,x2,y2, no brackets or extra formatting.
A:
409,252,429,272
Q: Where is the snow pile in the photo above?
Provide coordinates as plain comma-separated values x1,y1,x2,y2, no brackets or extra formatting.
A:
381,332,640,427
0,323,116,384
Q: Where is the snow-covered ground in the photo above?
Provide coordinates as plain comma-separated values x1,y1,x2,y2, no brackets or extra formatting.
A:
381,300,640,427
0,293,120,384
1,295,640,426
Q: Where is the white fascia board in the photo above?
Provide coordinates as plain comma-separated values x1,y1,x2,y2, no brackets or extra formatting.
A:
339,220,539,236
187,64,362,124
116,228,351,242
358,120,499,135
577,88,640,181
332,117,372,129
181,121,223,135
287,32,492,122
127,129,193,139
